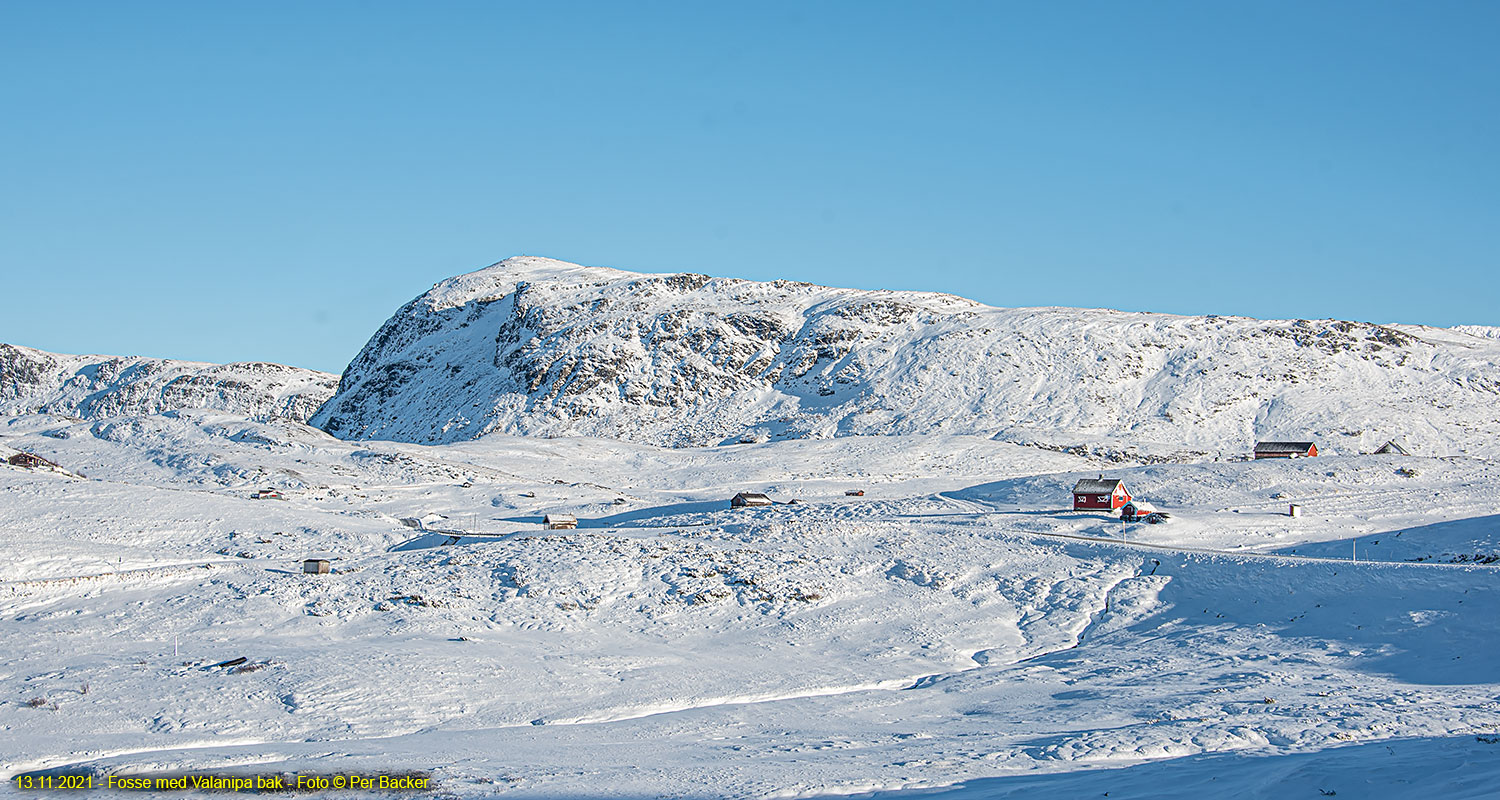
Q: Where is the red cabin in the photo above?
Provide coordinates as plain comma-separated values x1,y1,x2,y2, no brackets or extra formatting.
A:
1253,441,1318,459
1072,477,1131,511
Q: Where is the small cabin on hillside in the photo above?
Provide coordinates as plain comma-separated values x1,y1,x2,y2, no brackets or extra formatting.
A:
1254,441,1318,459
251,488,284,500
543,513,577,530
1374,440,1410,456
731,492,773,509
1120,500,1158,518
7,452,58,470
1073,477,1131,511
302,558,331,575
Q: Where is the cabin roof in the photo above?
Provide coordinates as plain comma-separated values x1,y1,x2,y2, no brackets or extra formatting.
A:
1072,478,1123,494
1254,441,1316,453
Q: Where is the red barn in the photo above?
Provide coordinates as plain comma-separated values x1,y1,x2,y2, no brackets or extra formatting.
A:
1253,441,1318,459
1072,477,1131,511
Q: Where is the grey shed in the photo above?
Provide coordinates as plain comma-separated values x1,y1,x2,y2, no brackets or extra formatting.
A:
302,559,331,574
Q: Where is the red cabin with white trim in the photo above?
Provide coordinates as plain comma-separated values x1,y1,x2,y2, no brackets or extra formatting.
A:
1072,477,1131,511
1253,441,1318,459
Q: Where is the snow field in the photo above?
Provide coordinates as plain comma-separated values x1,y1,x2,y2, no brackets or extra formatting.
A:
2,411,1497,797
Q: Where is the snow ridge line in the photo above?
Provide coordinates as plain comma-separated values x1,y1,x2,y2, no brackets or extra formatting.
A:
0,562,234,598
2,738,274,780
532,678,922,727
1011,527,1500,569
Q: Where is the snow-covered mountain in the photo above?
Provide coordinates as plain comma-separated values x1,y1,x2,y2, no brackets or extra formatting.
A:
0,342,337,423
312,256,1500,457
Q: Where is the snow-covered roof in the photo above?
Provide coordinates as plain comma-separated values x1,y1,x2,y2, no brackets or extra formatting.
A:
1254,441,1316,453
1072,478,1124,494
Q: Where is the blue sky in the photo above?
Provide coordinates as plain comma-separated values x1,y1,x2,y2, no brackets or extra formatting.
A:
2,1,1496,373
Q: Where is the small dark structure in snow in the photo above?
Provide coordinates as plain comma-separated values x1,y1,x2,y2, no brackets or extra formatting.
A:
1122,501,1170,524
1073,477,1131,511
1254,441,1318,459
845,490,865,497
7,452,58,470
251,488,284,500
543,514,577,530
731,492,773,508
1374,440,1410,456
302,559,331,574
1119,500,1155,520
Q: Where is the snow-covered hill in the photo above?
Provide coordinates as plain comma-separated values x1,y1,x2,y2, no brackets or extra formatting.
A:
313,256,1500,457
0,342,337,423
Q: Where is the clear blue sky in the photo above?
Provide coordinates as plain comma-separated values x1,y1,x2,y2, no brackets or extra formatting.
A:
2,1,1496,373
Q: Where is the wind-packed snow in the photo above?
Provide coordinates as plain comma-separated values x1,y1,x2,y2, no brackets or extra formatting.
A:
4,409,1498,798
314,257,1500,457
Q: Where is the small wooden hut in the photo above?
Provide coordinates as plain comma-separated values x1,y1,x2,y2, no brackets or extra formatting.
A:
1254,441,1318,459
731,492,773,508
302,559,331,574
7,452,58,470
544,513,578,530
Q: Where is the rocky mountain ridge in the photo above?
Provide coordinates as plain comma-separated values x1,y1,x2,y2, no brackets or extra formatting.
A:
311,257,1500,458
0,342,337,423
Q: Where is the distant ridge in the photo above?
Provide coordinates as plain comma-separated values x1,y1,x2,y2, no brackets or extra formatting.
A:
0,342,337,423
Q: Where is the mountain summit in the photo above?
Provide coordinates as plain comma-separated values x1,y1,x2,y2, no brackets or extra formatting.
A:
311,256,1500,457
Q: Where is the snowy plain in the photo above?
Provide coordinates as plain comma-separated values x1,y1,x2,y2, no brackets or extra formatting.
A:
3,408,1498,798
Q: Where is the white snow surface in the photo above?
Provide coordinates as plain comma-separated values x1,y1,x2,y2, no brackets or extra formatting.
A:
4,408,1499,798
313,256,1500,457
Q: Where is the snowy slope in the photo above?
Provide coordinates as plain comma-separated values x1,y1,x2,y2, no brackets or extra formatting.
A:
0,342,338,423
313,256,1500,457
3,411,1498,798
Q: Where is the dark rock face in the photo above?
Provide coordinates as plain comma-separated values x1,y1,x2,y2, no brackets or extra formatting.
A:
311,257,1500,456
0,343,337,423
